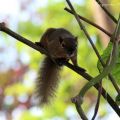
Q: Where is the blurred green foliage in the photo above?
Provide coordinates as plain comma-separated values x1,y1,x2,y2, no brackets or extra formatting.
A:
0,0,120,119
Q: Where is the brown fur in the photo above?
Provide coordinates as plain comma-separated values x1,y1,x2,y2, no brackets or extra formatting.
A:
36,57,61,104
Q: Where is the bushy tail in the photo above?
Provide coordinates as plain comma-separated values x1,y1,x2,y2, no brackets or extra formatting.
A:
35,57,61,105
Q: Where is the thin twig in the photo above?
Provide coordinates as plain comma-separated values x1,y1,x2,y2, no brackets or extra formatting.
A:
92,82,102,120
64,7,112,37
0,22,120,116
96,0,117,24
71,96,88,120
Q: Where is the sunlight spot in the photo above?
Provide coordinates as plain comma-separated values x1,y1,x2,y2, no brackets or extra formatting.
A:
30,106,43,116
0,0,20,15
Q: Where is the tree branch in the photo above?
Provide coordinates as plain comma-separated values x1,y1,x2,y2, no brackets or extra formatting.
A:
71,96,88,120
96,0,118,24
64,7,112,37
92,81,102,120
0,23,46,55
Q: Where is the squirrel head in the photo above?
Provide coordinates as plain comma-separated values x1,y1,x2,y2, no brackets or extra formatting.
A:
59,36,77,56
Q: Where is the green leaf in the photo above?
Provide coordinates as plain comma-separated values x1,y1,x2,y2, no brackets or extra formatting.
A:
115,94,120,105
97,42,120,84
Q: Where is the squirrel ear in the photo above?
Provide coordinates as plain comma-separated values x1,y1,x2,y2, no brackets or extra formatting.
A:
59,37,63,44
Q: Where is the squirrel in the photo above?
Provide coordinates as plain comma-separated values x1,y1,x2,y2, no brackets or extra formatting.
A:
35,28,85,105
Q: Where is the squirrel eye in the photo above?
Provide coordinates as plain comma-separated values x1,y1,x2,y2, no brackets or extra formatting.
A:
62,43,65,48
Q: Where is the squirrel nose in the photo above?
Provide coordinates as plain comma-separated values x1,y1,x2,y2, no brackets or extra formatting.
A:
67,50,74,57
